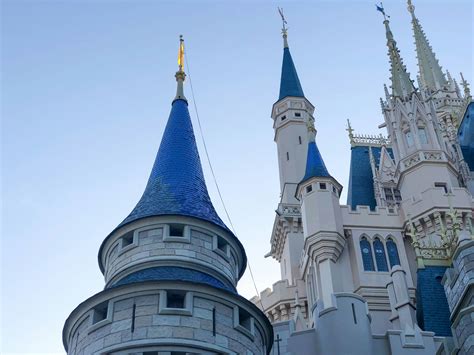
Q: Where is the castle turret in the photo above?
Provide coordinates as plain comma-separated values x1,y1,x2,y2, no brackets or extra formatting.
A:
63,37,273,355
268,15,315,286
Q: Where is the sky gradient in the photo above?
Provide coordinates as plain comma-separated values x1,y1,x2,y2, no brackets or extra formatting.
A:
2,0,473,353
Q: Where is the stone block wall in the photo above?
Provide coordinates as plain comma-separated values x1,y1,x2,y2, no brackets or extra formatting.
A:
443,240,474,354
64,285,268,355
102,218,241,288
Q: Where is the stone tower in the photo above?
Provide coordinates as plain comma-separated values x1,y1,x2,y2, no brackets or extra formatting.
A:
62,38,273,355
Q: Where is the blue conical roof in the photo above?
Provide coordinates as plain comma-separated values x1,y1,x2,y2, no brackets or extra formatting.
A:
116,98,231,233
279,47,305,100
301,141,330,182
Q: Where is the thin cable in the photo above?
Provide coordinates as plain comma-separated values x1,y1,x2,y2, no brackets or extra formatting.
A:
184,50,265,311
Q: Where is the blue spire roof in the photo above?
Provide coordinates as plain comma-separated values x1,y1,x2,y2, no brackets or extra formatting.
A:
116,98,231,233
279,47,305,100
301,140,330,182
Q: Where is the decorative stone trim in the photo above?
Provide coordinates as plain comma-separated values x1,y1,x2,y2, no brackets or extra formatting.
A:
158,290,193,316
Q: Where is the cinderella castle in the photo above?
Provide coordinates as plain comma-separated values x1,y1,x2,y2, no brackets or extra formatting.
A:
63,1,473,354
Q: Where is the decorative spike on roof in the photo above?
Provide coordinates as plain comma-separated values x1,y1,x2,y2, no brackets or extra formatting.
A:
407,0,448,92
115,38,231,235
301,118,330,182
277,10,305,101
383,18,416,99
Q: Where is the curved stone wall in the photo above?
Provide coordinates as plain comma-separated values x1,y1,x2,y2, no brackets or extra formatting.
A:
64,282,272,355
100,216,244,289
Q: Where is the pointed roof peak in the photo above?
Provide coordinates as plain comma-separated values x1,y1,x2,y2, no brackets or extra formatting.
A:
407,0,447,92
115,37,231,236
300,118,331,182
276,8,305,101
116,98,230,234
382,18,416,99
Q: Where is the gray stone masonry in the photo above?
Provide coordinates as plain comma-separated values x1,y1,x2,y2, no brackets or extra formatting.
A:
65,290,266,355
103,224,238,287
443,239,474,354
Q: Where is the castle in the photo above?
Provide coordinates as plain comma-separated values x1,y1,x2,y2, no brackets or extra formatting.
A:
62,1,473,354
252,1,474,354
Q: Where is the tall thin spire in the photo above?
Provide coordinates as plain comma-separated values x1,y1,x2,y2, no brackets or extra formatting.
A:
380,9,416,99
277,9,305,100
174,35,187,102
407,0,447,92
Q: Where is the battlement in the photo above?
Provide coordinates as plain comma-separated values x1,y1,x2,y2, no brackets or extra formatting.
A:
251,279,308,324
340,204,402,229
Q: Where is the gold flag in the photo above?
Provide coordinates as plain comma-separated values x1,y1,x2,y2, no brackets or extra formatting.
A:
178,39,184,69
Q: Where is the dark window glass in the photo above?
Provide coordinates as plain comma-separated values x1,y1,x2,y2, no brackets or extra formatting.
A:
360,239,375,271
373,238,389,272
386,239,401,268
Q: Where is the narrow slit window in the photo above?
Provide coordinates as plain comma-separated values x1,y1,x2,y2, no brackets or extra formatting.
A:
298,136,302,144
286,152,289,161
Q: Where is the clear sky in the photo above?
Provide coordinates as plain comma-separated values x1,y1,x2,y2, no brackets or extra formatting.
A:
1,0,472,353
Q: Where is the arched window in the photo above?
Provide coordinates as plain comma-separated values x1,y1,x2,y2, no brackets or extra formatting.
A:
373,238,389,272
360,238,375,271
386,238,401,268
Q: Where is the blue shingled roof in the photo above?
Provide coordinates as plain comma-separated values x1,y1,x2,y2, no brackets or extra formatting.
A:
110,266,236,294
279,47,304,100
347,146,393,210
458,102,474,171
301,141,330,182
116,98,231,233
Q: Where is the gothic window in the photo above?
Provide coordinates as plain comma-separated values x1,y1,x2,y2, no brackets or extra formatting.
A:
373,238,389,272
418,127,428,144
360,238,375,271
386,238,401,268
405,131,414,147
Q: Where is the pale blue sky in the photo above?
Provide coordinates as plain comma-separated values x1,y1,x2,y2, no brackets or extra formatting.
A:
2,0,472,353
